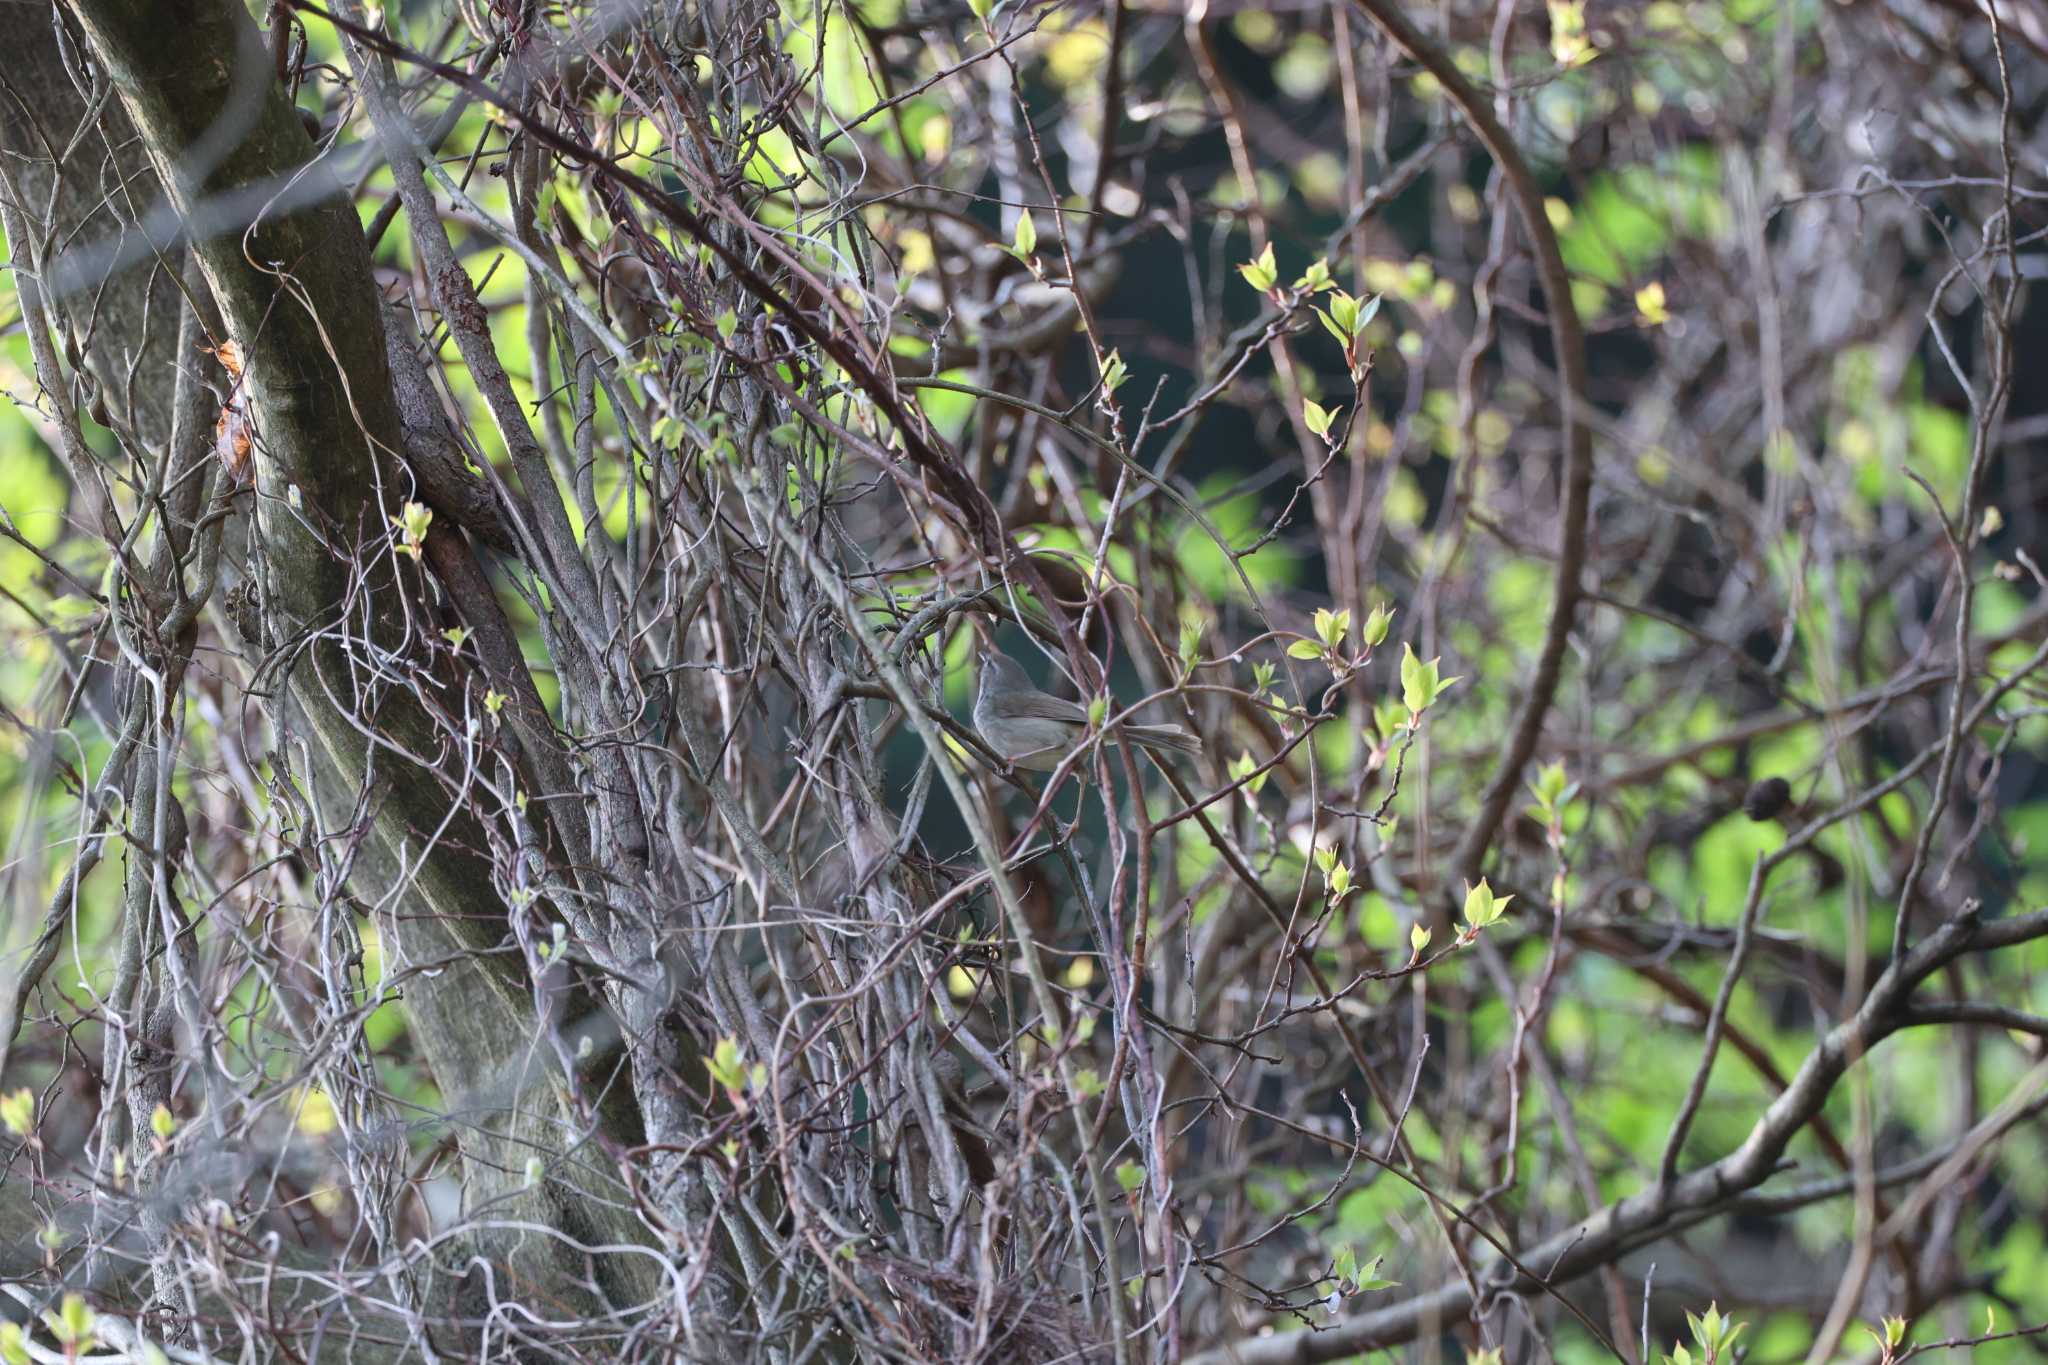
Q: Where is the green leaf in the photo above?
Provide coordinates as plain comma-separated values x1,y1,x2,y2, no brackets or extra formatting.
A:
1237,242,1277,293
1100,348,1129,394
1530,759,1568,806
716,308,738,340
0,1322,29,1365
1178,608,1204,670
1399,643,1435,715
1461,879,1512,931
391,500,433,558
707,1036,750,1093
0,1088,31,1137
43,1294,95,1352
1316,306,1353,346
1865,1317,1909,1354
1115,1161,1144,1192
150,1103,176,1140
1287,639,1326,660
1549,0,1591,64
1011,211,1038,260
1293,257,1334,292
1635,279,1669,325
1303,398,1336,439
1409,923,1431,957
1361,603,1393,648
1399,643,1460,716
1329,291,1359,335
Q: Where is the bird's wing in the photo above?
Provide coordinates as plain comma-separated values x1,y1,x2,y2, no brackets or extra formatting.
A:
989,689,1091,724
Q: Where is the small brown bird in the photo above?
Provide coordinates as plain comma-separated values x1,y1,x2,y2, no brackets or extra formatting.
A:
1743,776,1792,822
973,651,1199,772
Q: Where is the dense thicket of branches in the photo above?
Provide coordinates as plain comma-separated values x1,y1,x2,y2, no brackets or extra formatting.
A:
2,0,2045,1361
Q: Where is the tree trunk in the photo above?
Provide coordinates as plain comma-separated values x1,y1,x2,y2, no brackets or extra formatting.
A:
2,0,663,1340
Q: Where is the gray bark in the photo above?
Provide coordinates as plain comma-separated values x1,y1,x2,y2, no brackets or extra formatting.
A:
0,3,186,451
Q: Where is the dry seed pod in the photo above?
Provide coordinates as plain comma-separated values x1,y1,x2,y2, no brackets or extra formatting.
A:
215,398,253,484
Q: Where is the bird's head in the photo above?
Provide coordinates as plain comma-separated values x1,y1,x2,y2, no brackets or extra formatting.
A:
976,650,1034,703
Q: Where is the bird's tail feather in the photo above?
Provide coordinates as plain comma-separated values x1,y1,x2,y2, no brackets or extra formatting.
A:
1124,723,1201,756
